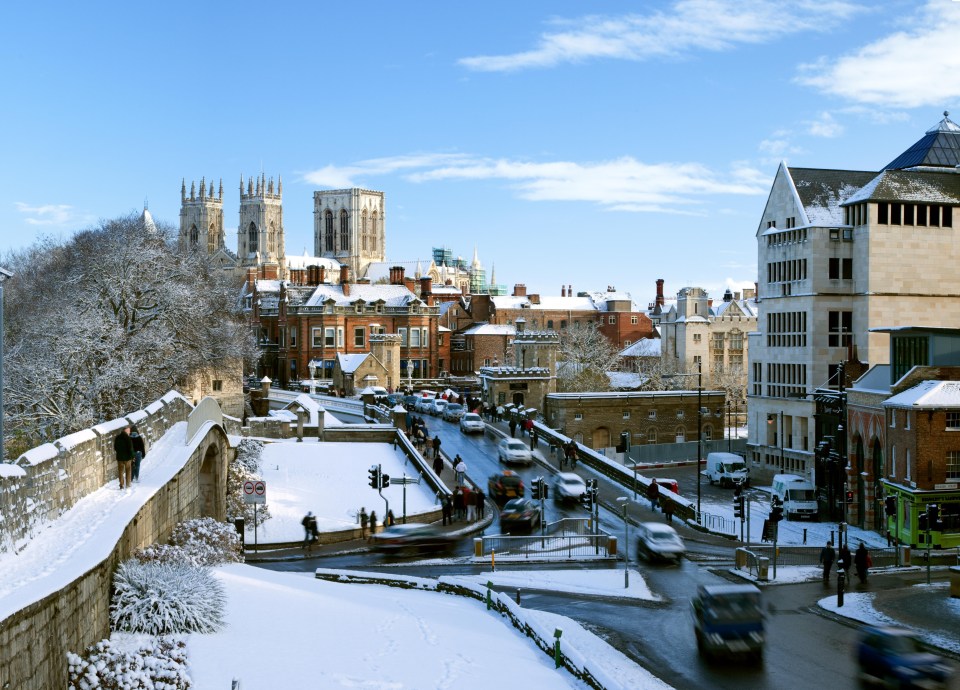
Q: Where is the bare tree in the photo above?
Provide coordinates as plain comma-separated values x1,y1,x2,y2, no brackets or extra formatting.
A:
556,322,623,392
1,214,258,452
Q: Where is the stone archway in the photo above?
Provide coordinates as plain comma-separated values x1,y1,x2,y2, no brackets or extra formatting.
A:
855,435,866,528
512,392,525,407
199,443,221,519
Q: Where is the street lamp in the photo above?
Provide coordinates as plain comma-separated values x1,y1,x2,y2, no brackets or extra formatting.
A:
616,496,630,588
0,267,12,462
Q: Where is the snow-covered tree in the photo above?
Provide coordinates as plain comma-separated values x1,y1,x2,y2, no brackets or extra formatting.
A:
556,322,623,392
135,517,243,567
111,560,226,635
1,213,258,450
68,636,191,689
226,438,271,526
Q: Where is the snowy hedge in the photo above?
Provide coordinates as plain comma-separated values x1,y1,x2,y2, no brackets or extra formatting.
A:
135,517,243,567
67,635,191,689
111,560,226,635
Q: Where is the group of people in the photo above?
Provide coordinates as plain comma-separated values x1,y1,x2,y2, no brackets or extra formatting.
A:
441,484,485,525
113,425,147,490
819,539,872,586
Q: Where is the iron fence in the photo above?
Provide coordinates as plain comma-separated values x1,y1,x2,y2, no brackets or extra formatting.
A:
481,518,610,559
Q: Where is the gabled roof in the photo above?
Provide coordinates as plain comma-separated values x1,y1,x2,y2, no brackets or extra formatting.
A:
303,283,417,308
884,112,960,171
884,380,960,409
337,353,369,373
786,167,878,226
462,323,515,336
620,338,661,358
842,169,960,206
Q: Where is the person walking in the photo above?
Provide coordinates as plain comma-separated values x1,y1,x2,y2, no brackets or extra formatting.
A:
475,488,486,520
386,510,396,527
441,495,452,526
646,479,660,511
129,425,147,484
432,435,442,460
509,419,517,437
463,485,475,522
432,452,443,476
496,405,504,422
566,440,577,468
839,542,852,587
662,498,674,523
854,542,870,584
359,507,368,539
455,456,467,486
301,511,315,549
819,540,836,584
113,426,135,490
368,510,378,540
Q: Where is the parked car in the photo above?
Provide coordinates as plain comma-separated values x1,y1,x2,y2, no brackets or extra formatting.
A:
459,413,485,434
488,470,525,505
370,523,458,555
692,584,765,662
552,472,587,502
499,498,541,532
403,394,419,409
385,392,404,407
856,626,954,688
636,522,686,562
442,403,465,421
497,438,533,465
427,399,449,417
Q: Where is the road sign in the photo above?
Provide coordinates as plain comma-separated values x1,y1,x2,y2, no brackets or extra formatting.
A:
243,480,266,505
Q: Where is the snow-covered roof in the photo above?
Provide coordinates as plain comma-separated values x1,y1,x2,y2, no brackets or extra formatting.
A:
843,169,960,206
607,371,643,390
786,167,878,227
285,253,342,271
337,353,369,373
713,297,759,319
884,380,960,409
462,323,515,336
620,338,661,358
493,295,597,311
303,283,417,308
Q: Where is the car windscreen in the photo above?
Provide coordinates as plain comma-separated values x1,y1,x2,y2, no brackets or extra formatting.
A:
723,462,746,472
507,441,526,450
704,594,761,622
787,489,816,501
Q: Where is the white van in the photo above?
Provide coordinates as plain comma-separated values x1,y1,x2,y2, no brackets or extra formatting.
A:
771,474,818,520
705,452,749,488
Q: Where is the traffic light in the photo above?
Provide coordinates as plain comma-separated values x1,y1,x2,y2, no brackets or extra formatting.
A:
919,512,929,531
846,490,854,504
733,495,744,519
380,473,390,489
532,477,542,500
927,504,942,530
580,480,596,511
368,465,380,489
885,496,896,517
770,498,783,522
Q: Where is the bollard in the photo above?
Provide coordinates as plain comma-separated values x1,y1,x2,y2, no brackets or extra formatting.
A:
554,628,563,668
837,568,845,607
491,549,496,572
474,537,482,558
803,528,807,545
486,581,493,610
516,588,521,605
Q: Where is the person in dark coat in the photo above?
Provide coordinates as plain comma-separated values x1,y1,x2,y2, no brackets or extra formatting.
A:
433,453,443,476
646,479,660,511
838,543,853,588
129,425,147,483
386,510,396,527
453,487,464,521
432,435,442,459
113,426,135,490
819,540,836,584
662,498,674,523
509,419,517,437
359,507,368,538
368,510,378,540
301,511,315,549
475,488,486,520
441,495,452,526
854,542,870,584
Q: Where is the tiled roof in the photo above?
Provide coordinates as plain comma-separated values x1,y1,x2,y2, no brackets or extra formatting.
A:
842,170,960,205
787,168,878,226
884,113,960,170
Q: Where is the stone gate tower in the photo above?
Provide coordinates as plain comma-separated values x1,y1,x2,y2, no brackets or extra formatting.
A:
179,177,225,254
239,173,286,275
313,188,386,279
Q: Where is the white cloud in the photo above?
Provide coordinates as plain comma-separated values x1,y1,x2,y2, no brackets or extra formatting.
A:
797,1,960,108
806,112,844,138
14,202,76,226
303,153,766,215
459,0,864,72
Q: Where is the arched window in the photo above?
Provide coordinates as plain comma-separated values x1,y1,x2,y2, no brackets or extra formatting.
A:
209,222,217,249
361,210,368,251
371,211,379,252
189,224,199,247
675,426,686,443
324,210,334,251
248,222,258,252
339,209,349,251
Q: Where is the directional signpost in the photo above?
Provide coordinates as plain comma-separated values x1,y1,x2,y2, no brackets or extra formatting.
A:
242,480,267,551
392,475,420,523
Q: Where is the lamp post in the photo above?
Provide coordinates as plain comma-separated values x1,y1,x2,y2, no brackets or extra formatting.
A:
0,267,12,462
616,496,630,588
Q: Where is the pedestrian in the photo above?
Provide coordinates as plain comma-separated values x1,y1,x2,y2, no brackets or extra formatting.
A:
369,510,378,540
432,435,442,459
524,418,533,437
308,513,318,550
819,540,836,584
475,488,486,520
509,419,517,437
386,510,396,527
646,478,660,511
886,529,894,547
359,507,368,538
433,452,443,476
662,499,674,523
530,427,538,451
463,484,475,521
854,542,870,584
129,425,147,484
455,456,467,485
113,425,135,490
496,405,504,422
301,511,315,549
405,411,413,434
839,542,852,583
566,441,577,468
442,495,452,525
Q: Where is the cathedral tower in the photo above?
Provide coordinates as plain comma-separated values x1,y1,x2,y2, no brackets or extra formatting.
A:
179,177,225,254
239,173,286,275
312,188,386,279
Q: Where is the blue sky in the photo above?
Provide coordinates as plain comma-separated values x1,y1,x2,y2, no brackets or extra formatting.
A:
3,0,960,304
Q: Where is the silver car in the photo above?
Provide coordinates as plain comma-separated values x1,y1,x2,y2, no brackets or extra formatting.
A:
459,412,485,434
497,438,533,465
636,522,685,562
442,403,465,421
552,472,586,502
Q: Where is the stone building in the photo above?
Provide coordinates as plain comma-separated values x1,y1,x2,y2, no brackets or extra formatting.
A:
332,334,402,395
313,188,386,280
544,389,726,451
479,322,559,412
747,112,960,491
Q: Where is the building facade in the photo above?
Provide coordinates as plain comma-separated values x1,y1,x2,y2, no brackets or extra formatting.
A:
313,188,386,280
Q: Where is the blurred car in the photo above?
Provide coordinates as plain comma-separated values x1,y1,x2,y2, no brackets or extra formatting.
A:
385,392,404,406
499,498,542,532
498,438,533,465
488,470,525,505
427,399,449,417
403,394,419,409
856,626,953,688
414,396,436,414
442,403,465,421
636,522,686,562
459,413,485,434
370,523,457,555
553,472,587,502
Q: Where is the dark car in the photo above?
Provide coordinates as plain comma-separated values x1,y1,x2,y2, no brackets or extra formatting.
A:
856,626,953,688
499,498,541,533
370,523,457,555
488,471,525,505
385,393,404,406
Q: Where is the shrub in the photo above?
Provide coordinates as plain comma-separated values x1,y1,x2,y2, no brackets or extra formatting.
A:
226,439,271,526
67,635,191,689
134,517,242,567
111,560,226,635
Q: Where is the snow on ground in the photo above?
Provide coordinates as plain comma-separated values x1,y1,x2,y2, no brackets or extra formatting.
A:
187,564,608,690
456,568,660,601
246,440,441,543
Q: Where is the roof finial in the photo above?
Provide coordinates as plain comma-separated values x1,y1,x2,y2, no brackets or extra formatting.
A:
946,110,951,118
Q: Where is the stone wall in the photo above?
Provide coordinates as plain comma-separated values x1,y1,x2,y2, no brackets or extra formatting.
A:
0,397,231,690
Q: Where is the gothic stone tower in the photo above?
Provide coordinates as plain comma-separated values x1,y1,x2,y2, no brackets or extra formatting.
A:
239,173,286,276
179,177,225,254
313,188,385,279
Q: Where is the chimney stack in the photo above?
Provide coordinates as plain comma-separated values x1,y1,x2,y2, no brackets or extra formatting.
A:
561,285,567,297
513,283,527,297
319,266,326,283
389,265,406,285
420,276,433,305
656,279,665,307
340,265,350,296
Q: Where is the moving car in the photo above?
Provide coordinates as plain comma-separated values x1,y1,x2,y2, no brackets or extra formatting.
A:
705,452,749,488
692,584,765,663
385,393,404,407
442,403,465,421
856,626,954,688
499,498,541,532
427,399,448,417
552,472,587,503
370,523,457,555
459,413,485,434
636,522,686,562
488,470,525,505
498,438,533,465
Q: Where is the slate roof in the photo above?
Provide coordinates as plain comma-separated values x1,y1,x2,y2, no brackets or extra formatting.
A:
884,380,960,409
842,169,960,205
786,168,878,226
884,112,960,171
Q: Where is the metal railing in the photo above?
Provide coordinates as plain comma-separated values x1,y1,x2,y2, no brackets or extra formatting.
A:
480,518,610,559
697,510,737,536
